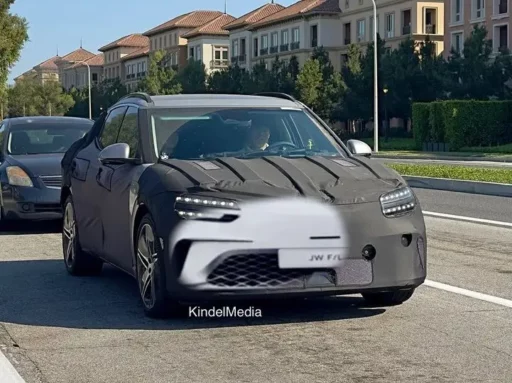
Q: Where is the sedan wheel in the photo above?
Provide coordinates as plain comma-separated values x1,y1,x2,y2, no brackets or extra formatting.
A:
136,213,179,318
62,195,103,276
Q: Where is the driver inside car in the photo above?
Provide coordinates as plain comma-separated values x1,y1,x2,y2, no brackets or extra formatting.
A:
244,123,270,151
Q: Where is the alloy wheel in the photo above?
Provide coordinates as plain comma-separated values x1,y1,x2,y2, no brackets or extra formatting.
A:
137,223,158,309
63,202,76,267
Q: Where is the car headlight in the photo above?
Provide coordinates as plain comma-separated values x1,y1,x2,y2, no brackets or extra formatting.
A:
379,187,416,217
174,194,240,221
6,166,34,187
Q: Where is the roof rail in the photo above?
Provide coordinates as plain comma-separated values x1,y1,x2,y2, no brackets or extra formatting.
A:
254,92,298,102
118,92,153,103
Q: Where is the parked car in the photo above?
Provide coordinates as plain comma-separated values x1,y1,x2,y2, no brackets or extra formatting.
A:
0,116,93,224
60,92,427,318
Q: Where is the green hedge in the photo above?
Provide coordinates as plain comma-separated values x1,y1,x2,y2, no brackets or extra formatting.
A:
412,100,512,151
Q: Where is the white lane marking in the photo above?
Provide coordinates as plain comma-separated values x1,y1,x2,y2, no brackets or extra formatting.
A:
0,350,25,383
423,211,512,228
424,280,512,309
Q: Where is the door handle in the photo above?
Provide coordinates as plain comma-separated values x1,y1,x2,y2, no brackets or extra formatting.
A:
96,167,103,184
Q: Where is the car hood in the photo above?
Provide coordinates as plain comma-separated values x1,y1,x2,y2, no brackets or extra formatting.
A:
159,155,406,205
5,153,64,177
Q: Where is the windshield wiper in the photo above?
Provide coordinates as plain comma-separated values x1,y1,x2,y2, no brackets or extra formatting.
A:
279,149,338,157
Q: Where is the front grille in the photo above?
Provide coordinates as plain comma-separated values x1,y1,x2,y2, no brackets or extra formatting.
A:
40,176,62,188
207,253,336,288
34,203,61,213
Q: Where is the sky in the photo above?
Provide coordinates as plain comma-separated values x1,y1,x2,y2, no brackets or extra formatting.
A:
8,0,298,84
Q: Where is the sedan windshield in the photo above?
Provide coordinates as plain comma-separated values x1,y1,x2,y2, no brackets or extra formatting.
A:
7,121,92,155
149,107,347,160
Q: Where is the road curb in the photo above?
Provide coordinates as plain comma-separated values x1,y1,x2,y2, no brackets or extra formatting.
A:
403,176,512,198
375,154,512,163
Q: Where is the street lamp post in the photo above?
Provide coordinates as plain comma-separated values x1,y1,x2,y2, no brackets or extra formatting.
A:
372,0,379,153
73,60,92,119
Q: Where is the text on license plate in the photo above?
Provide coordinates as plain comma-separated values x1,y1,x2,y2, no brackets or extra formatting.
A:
278,248,350,269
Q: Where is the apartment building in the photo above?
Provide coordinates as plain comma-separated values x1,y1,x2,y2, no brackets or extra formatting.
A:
98,34,149,81
55,48,97,89
14,56,60,85
184,13,236,73
121,47,149,91
339,0,445,63
224,2,285,70
248,0,343,70
445,0,509,56
61,54,104,91
143,10,224,69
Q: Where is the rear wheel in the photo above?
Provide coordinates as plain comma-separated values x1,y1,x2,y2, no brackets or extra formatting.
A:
136,213,180,318
361,288,415,306
62,195,103,276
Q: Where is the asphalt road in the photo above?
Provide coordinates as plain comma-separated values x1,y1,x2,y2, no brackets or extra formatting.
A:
0,190,511,383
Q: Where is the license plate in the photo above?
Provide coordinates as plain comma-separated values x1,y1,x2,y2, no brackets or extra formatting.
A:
278,248,349,269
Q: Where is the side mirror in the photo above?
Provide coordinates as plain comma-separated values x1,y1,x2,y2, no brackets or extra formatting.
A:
99,143,140,165
346,139,373,158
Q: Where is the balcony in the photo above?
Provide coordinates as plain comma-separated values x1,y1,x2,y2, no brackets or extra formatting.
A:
260,48,269,56
499,1,508,14
402,25,411,35
280,43,289,52
425,24,436,34
344,38,351,45
270,46,278,54
290,42,300,50
210,60,229,69
231,55,246,64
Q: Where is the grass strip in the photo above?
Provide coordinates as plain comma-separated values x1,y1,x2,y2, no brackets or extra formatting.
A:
387,163,512,185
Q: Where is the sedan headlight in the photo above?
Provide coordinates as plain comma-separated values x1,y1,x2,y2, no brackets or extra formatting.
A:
174,194,240,221
379,187,416,217
6,166,34,187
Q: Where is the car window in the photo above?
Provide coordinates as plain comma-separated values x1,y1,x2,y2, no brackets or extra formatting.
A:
99,107,127,149
6,121,92,155
149,107,346,160
116,106,139,158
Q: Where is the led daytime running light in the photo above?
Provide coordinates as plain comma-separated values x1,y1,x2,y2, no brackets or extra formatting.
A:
175,195,239,209
379,187,416,217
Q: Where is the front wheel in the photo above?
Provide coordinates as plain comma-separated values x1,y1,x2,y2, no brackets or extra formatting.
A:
62,195,103,276
135,213,180,318
361,288,416,306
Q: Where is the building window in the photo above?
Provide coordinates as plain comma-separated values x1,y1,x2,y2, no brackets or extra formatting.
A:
291,27,300,50
496,0,508,15
451,0,462,23
137,62,142,73
310,25,318,47
451,31,463,54
142,61,146,72
401,10,411,35
471,0,485,20
159,37,163,49
494,24,509,52
232,39,239,57
213,46,228,65
189,47,194,59
240,38,246,59
357,19,366,42
92,73,98,83
385,13,395,38
164,35,167,47
253,37,259,57
261,34,269,55
195,46,202,60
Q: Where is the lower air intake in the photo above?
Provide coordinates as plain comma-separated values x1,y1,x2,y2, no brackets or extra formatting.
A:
206,253,335,288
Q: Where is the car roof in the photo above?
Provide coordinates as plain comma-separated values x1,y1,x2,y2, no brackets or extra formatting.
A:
6,116,93,126
113,93,303,110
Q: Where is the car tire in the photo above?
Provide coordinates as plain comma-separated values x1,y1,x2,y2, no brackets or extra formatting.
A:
62,195,103,276
361,288,415,306
135,213,180,318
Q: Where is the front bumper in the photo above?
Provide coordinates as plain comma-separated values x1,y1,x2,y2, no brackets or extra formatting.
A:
0,180,62,221
163,197,427,300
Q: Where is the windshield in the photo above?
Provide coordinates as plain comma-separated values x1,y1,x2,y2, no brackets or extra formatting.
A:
7,121,92,155
149,107,347,161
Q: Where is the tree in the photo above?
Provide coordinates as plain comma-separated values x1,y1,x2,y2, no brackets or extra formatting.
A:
37,81,74,116
7,77,41,116
296,59,323,107
137,50,181,95
207,64,252,94
179,59,207,93
0,1,29,92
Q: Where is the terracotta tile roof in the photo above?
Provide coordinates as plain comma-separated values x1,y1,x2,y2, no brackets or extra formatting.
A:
223,3,285,31
121,46,150,61
34,55,60,71
98,34,149,52
182,14,236,38
69,54,104,68
143,10,224,37
250,0,341,30
59,48,96,63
